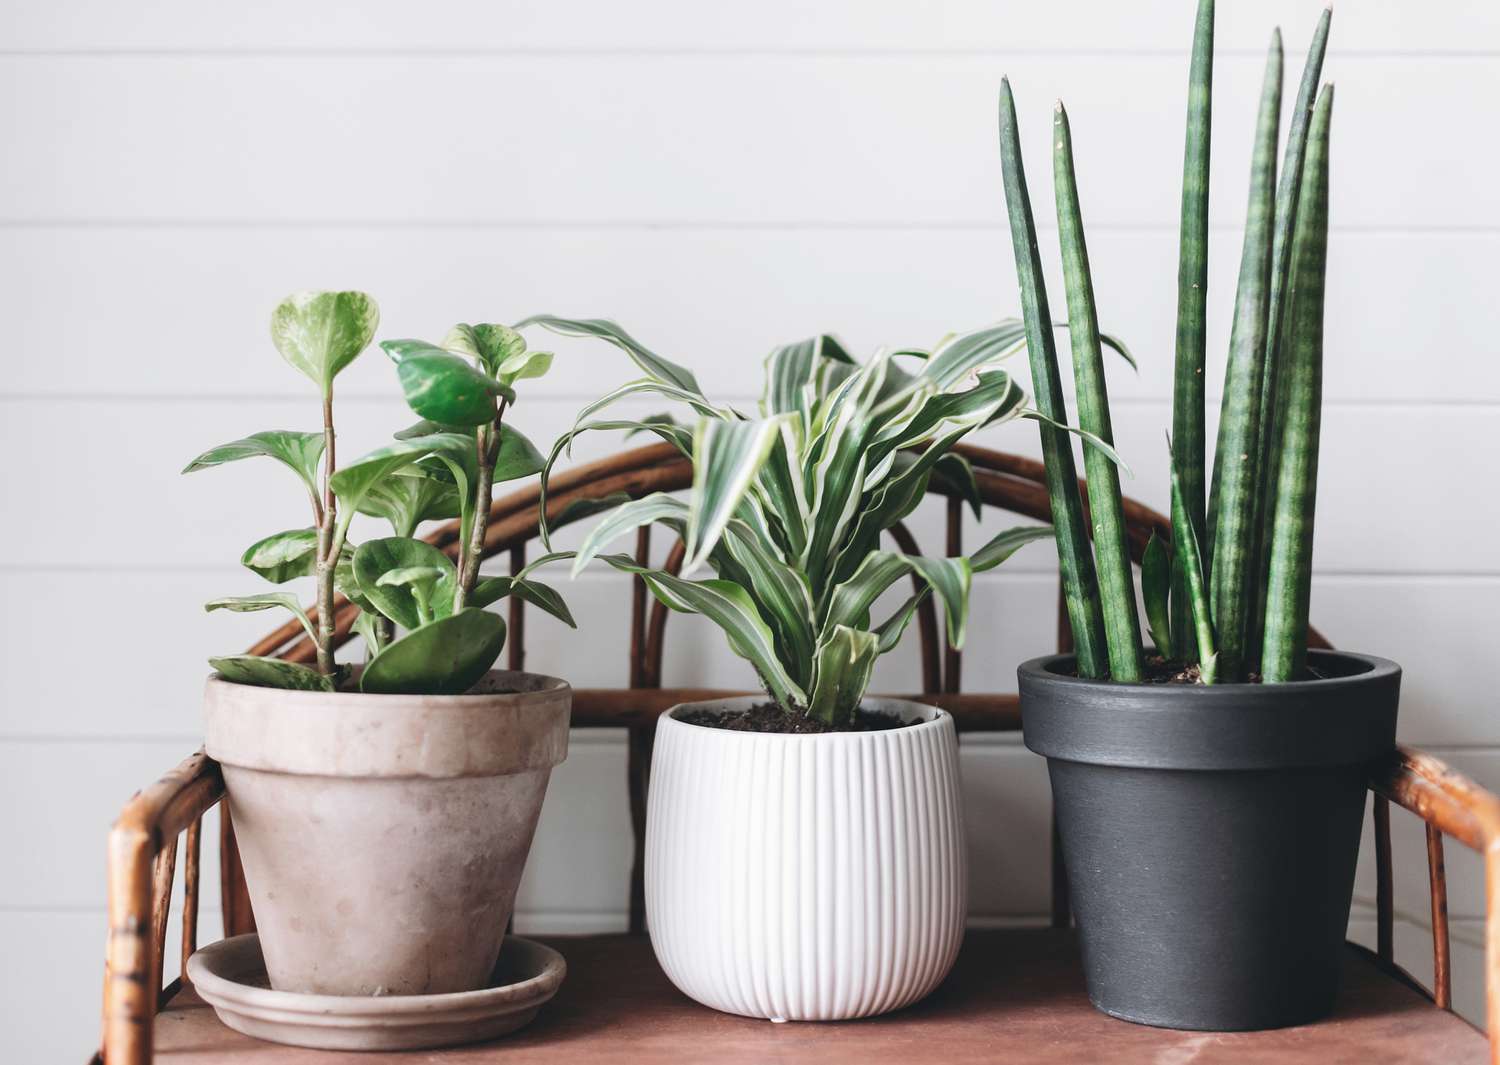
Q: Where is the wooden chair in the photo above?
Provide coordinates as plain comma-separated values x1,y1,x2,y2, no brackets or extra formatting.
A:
93,443,1500,1064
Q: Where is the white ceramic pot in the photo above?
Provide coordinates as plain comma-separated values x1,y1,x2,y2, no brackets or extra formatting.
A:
204,669,570,997
645,696,966,1021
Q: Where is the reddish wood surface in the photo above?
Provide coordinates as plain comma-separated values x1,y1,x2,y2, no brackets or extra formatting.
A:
150,930,1485,1064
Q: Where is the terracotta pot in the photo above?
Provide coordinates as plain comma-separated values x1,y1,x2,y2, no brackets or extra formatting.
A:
645,696,966,1021
203,669,570,997
1020,649,1400,1031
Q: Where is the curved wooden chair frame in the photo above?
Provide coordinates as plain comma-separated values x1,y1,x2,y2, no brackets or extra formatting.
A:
95,444,1500,1064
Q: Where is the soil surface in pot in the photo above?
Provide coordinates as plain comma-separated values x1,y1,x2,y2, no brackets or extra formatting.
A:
678,702,914,734
1061,654,1354,685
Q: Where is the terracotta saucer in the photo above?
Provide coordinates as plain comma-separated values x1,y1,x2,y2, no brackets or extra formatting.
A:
186,933,566,1051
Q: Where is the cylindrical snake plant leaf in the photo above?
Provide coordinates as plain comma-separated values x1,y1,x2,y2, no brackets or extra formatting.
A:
1261,85,1332,683
1053,101,1143,681
1168,439,1218,684
1248,6,1331,669
997,78,1108,678
1169,0,1214,661
1206,30,1282,683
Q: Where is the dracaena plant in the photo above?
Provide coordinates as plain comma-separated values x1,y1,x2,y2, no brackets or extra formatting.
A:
183,291,573,695
998,0,1333,685
522,315,1092,727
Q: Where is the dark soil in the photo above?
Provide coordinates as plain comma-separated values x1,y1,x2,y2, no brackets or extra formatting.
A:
678,702,915,734
1065,654,1331,684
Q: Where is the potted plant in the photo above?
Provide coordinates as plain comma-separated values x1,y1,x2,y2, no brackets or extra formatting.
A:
185,291,575,998
521,314,1056,1020
1000,4,1400,1031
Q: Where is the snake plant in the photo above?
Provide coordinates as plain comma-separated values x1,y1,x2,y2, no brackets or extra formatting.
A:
528,316,1083,726
184,291,574,694
998,0,1334,684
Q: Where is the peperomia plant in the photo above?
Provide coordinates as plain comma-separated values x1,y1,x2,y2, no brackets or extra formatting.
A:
523,316,1087,727
997,1,1333,684
184,291,573,695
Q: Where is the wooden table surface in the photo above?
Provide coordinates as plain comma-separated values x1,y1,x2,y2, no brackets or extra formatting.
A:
152,929,1487,1064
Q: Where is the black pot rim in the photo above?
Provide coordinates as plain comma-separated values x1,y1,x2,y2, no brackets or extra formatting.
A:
1019,648,1401,771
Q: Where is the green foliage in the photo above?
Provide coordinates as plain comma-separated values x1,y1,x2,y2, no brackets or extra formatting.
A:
185,293,569,694
534,317,1050,725
999,4,1335,684
360,609,507,695
270,291,380,395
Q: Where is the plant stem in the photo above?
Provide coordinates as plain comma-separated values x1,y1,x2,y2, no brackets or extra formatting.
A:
996,78,1109,678
1262,85,1332,683
1169,0,1214,662
455,400,508,611
1053,101,1143,681
314,389,338,676
1207,30,1282,683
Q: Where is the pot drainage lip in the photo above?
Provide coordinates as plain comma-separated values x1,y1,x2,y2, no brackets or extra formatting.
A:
186,933,565,1051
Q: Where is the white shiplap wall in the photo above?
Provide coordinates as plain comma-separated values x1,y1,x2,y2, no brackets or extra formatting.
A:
2,2,1496,1057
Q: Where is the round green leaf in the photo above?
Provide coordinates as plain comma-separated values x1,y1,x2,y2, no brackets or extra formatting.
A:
384,342,508,426
359,608,506,695
491,424,546,484
270,291,379,394
352,537,457,631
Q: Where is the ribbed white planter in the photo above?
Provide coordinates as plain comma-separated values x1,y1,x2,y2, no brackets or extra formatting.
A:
645,696,966,1021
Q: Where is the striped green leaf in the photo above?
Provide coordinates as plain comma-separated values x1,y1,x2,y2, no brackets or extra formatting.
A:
1168,440,1218,683
908,555,973,649
1054,99,1144,681
1167,0,1215,661
1262,84,1332,683
806,625,880,725
571,492,689,575
997,77,1109,678
684,416,790,571
1249,7,1332,669
516,314,703,396
971,525,1054,573
1208,29,1282,682
597,553,807,710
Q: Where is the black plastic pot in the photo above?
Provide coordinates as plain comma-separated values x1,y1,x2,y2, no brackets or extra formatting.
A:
1019,649,1401,1031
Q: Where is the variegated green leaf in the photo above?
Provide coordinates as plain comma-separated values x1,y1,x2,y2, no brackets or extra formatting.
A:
357,468,460,538
516,314,702,396
205,592,316,643
571,492,689,576
270,290,379,394
352,537,457,631
908,555,973,649
932,452,982,519
823,551,913,633
182,430,325,500
597,553,806,710
330,434,472,542
470,574,577,628
916,319,1028,390
806,624,880,725
536,418,694,547
209,655,339,692
684,416,790,571
240,528,320,583
873,592,926,654
762,334,855,416
970,525,1054,573
443,322,526,377
350,609,389,658
382,341,508,426
1020,409,1133,477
